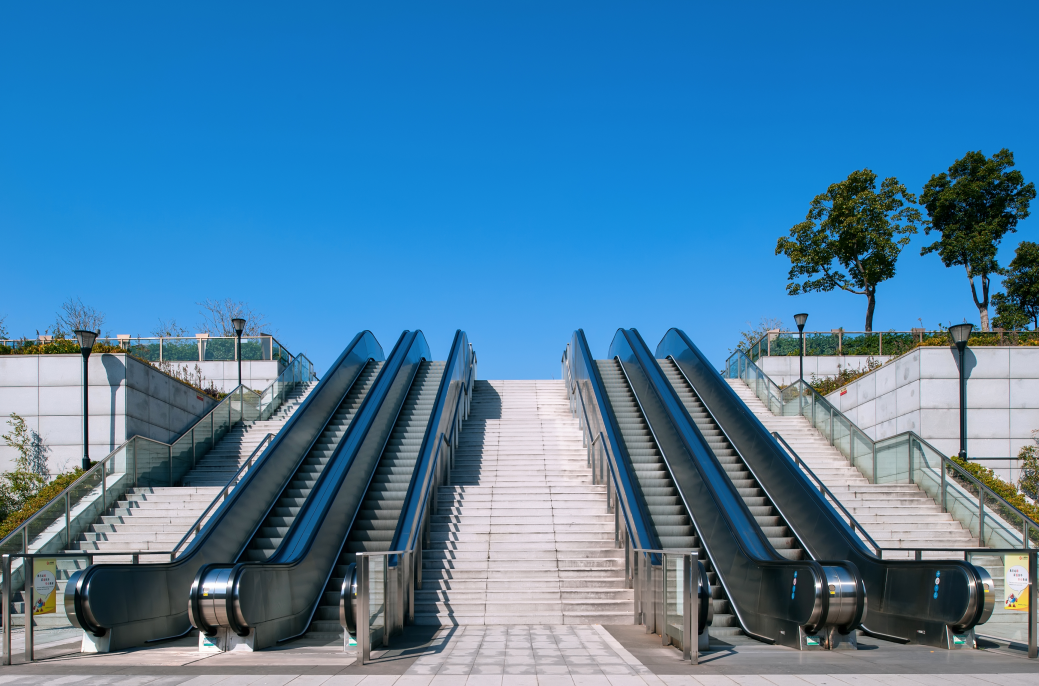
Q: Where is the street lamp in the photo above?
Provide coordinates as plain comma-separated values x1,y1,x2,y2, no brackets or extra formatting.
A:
794,313,808,415
949,323,973,460
74,329,98,471
232,318,246,388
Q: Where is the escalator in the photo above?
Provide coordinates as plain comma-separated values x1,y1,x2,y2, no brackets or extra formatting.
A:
243,361,382,561
660,359,804,563
307,360,445,638
598,328,864,649
597,360,737,638
66,332,386,651
188,331,454,650
656,327,996,649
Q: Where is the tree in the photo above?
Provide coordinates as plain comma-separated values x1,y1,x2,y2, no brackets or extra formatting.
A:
776,169,922,331
196,298,272,337
994,241,1039,330
729,317,785,354
152,318,188,337
920,149,1036,331
54,297,105,338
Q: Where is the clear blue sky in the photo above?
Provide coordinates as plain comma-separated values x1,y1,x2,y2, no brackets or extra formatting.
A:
2,2,1036,379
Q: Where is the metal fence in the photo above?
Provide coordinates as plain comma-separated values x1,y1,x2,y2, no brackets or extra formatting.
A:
743,329,1039,362
1,334,296,363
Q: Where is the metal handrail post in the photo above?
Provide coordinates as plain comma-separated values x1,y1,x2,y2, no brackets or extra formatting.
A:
1029,550,1037,659
24,555,32,662
358,553,370,664
2,554,10,665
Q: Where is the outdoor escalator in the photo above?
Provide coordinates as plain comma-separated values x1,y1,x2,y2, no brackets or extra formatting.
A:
597,360,738,638
655,327,996,649
242,361,382,561
598,328,864,649
187,330,453,650
66,331,387,651
307,360,445,638
659,358,805,563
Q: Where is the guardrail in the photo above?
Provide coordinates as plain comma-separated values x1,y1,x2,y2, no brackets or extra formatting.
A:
741,329,1038,362
0,352,315,600
2,551,177,664
1,334,301,364
351,331,476,662
725,349,1039,551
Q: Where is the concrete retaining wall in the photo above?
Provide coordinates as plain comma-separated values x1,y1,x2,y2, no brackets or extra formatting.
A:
759,355,894,387
0,354,217,473
164,359,285,394
824,346,1039,481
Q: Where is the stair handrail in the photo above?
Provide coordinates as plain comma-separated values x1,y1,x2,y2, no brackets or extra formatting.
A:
725,348,1039,549
169,432,275,559
769,431,883,555
0,351,313,566
562,330,655,556
392,330,476,557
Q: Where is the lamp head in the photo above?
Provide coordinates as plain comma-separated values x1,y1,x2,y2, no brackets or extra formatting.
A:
949,323,973,350
793,313,809,332
232,318,246,337
74,329,99,356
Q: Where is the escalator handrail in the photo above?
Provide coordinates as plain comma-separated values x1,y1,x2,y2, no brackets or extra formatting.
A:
270,330,422,563
565,329,655,552
769,430,883,555
663,355,817,559
392,329,476,555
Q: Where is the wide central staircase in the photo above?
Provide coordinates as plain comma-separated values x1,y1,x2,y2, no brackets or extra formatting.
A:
415,380,632,625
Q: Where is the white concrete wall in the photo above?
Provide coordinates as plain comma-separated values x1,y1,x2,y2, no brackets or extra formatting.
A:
165,359,286,394
0,354,217,474
824,347,1039,481
760,355,895,387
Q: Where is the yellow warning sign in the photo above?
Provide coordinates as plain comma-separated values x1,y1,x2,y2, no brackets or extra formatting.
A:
1004,554,1030,612
32,558,56,615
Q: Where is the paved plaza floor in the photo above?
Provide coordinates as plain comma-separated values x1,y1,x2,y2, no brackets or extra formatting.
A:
0,625,1036,685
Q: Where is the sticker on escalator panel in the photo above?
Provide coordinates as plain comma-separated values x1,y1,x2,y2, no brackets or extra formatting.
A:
806,635,820,646
791,571,797,600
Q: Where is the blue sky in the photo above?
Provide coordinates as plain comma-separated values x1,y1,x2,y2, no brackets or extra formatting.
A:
2,2,1036,379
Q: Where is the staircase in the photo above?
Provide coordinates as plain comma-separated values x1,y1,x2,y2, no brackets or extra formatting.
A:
726,379,978,556
10,383,319,629
307,361,445,638
415,380,631,626
242,362,381,561
182,382,316,487
597,361,740,638
661,359,803,561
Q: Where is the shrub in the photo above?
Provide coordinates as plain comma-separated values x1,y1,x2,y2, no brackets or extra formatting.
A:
809,357,883,395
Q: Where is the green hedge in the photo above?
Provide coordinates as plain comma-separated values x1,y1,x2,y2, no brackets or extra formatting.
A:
0,469,85,541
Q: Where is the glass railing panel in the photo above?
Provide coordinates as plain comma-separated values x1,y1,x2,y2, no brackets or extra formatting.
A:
213,397,232,445
970,552,1030,643
878,332,916,357
26,497,68,553
135,439,171,488
170,431,194,487
840,333,880,356
851,428,873,479
202,338,235,361
769,333,802,356
805,333,839,356
874,434,909,484
128,340,161,362
664,553,682,645
163,339,201,362
241,389,261,423
240,337,265,360
367,555,386,647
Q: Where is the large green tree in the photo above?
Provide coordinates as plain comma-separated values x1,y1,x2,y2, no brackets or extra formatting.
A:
776,169,922,331
993,241,1039,330
920,149,1035,331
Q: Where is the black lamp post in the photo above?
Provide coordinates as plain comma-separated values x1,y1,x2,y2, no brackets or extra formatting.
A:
232,318,246,388
949,323,973,460
794,313,808,414
74,329,98,471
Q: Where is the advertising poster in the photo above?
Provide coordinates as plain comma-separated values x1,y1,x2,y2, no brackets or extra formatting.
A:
32,558,57,615
1004,554,1029,612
